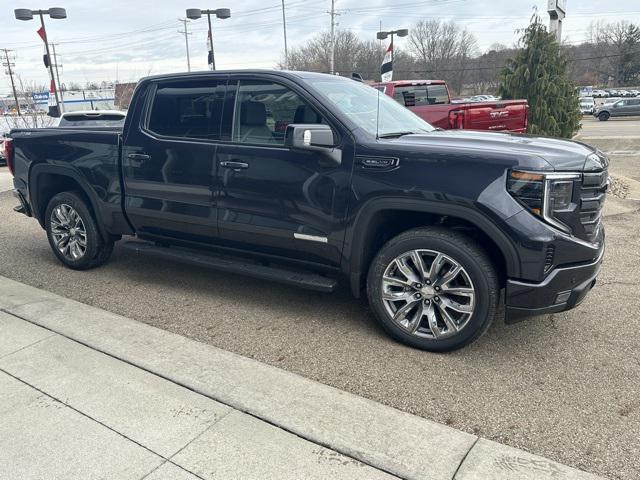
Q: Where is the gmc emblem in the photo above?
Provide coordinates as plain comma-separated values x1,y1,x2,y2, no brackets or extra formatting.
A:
490,111,510,119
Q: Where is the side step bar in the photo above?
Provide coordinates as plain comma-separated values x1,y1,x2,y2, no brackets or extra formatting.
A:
119,241,338,293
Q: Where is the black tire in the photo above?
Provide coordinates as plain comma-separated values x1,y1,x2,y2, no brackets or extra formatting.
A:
598,112,610,121
45,191,114,270
367,227,499,352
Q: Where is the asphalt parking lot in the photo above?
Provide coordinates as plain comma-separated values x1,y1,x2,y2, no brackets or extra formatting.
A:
0,127,638,479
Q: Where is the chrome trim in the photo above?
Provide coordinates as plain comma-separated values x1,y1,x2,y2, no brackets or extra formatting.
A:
294,233,328,243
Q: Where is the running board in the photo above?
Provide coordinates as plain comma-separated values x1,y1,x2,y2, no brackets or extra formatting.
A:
119,241,338,293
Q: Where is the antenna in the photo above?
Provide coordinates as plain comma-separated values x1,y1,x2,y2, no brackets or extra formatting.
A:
375,22,382,140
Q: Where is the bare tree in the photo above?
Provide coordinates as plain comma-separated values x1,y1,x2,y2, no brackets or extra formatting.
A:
2,76,56,131
283,30,417,81
408,20,477,94
588,20,640,86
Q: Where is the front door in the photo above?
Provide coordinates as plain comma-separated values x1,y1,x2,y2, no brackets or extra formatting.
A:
213,77,353,266
122,77,226,243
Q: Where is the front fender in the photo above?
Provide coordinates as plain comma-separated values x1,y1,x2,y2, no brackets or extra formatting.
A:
342,197,521,297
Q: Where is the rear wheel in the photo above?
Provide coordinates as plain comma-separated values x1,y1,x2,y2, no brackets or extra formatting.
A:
367,227,499,352
598,112,610,121
45,191,114,270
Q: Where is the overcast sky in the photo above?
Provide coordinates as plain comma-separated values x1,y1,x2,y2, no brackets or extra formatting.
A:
2,0,640,94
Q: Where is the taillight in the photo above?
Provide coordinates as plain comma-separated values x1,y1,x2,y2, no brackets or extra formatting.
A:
3,139,14,176
524,105,529,131
448,110,465,129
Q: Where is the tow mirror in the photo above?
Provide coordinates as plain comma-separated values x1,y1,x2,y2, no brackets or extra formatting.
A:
285,124,341,165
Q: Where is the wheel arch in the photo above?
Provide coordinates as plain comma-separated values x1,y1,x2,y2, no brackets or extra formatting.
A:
29,164,112,243
345,198,520,297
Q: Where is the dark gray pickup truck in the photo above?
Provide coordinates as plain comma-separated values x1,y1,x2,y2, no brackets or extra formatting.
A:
5,70,608,351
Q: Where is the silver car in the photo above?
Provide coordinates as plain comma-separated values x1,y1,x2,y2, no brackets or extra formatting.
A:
579,97,595,115
595,98,640,121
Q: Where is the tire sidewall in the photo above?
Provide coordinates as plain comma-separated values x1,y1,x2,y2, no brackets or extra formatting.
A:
598,112,610,121
367,231,496,352
45,192,101,270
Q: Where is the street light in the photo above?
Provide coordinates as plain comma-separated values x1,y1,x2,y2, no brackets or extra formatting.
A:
186,7,231,70
14,7,67,116
377,28,408,72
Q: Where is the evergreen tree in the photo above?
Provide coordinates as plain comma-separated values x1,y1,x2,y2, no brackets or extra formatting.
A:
499,15,581,138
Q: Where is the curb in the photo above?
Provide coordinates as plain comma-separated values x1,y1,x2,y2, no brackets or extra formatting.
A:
0,275,604,480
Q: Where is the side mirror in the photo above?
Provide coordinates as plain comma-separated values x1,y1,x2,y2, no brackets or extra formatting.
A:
285,124,341,165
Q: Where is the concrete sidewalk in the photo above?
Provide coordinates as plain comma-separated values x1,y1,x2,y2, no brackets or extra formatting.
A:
0,275,603,480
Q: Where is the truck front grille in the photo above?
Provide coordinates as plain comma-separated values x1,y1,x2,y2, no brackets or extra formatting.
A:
579,171,608,241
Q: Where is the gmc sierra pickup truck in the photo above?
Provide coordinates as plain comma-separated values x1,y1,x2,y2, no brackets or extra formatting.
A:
5,70,607,352
372,80,529,133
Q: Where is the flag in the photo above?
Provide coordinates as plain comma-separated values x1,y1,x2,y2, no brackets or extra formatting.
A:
207,30,215,69
381,43,393,82
48,79,60,117
36,26,46,42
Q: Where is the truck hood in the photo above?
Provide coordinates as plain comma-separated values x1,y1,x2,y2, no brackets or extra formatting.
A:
391,130,605,172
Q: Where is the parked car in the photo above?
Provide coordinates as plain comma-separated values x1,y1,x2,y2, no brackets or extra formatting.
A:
595,98,640,120
372,80,528,133
5,70,607,352
54,110,127,128
579,97,596,115
592,89,609,98
630,90,640,97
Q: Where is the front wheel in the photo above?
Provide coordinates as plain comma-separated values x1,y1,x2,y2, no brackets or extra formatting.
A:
45,191,114,270
367,227,499,352
598,112,610,121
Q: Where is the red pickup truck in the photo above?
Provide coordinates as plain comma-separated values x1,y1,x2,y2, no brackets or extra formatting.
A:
372,80,528,133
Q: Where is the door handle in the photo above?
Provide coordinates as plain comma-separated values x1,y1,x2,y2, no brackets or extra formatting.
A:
220,161,249,170
128,153,150,161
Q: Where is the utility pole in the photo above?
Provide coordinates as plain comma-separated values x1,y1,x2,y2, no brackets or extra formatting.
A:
281,0,288,69
2,48,21,116
50,43,64,110
178,18,192,72
329,0,340,74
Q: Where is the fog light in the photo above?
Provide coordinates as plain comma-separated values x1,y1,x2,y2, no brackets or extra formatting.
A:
555,291,572,304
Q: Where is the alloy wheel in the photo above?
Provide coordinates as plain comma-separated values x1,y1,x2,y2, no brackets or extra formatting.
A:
50,204,88,261
381,249,476,340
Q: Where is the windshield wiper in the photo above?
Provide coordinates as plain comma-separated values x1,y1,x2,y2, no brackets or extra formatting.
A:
377,131,419,139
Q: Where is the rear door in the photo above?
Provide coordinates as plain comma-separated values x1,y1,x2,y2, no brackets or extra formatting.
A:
212,76,354,266
622,98,640,116
122,77,226,243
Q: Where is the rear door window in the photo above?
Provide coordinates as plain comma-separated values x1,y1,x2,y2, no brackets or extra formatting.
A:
393,84,449,106
147,79,225,140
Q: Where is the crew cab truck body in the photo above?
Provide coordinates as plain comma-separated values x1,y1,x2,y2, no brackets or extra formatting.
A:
372,80,529,133
6,70,607,351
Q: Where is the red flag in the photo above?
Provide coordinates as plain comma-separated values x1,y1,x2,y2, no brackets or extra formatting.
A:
37,26,46,42
50,79,55,93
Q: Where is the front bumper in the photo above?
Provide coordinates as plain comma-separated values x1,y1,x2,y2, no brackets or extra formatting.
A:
504,247,604,323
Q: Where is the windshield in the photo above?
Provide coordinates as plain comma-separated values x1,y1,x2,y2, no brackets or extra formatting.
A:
307,78,435,137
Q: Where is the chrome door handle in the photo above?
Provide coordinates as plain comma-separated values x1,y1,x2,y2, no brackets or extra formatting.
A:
220,161,249,169
127,153,150,161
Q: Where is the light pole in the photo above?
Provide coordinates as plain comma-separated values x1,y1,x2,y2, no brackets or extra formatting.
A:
14,7,67,115
376,28,409,72
186,8,231,71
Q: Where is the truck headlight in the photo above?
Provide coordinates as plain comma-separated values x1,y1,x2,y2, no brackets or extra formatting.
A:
508,170,580,233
